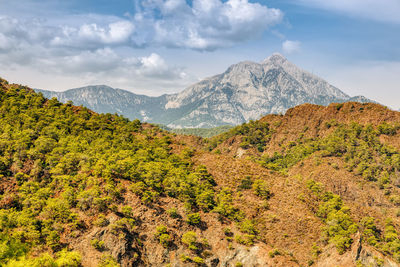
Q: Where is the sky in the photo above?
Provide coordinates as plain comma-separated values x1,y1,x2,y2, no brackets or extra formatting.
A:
0,0,399,109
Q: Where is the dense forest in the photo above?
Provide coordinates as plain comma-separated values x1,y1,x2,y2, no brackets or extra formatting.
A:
1,77,400,266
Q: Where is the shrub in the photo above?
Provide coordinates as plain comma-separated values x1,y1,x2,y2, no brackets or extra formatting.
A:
54,250,82,267
269,249,282,258
167,208,180,219
252,179,271,200
94,214,109,227
238,176,253,190
154,225,172,248
181,231,198,250
179,254,190,262
239,219,258,235
186,213,201,226
159,234,172,248
192,256,204,264
98,254,120,267
90,238,106,251
121,206,133,217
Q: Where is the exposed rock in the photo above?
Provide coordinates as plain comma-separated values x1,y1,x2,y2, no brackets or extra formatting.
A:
35,54,375,128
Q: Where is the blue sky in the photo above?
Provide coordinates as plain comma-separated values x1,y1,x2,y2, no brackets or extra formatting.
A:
0,0,399,108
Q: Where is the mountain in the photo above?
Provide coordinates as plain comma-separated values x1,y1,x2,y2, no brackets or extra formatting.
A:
36,53,374,128
1,77,400,266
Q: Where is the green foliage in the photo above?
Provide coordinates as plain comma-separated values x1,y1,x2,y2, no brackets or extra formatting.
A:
0,83,258,264
154,225,172,248
54,250,82,267
93,214,109,227
361,217,380,246
121,206,133,218
6,250,82,267
166,208,180,218
192,256,205,264
262,123,400,180
0,85,249,264
186,213,201,225
179,254,190,262
377,122,399,136
181,231,198,250
234,234,256,246
213,188,243,221
98,254,120,267
90,238,106,251
308,181,358,254
208,120,272,151
268,249,282,258
381,218,400,259
252,179,271,200
238,176,253,190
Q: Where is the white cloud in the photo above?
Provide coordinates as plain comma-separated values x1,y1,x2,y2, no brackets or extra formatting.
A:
0,1,285,93
0,15,193,93
282,40,301,54
51,20,135,48
297,0,400,24
132,0,284,50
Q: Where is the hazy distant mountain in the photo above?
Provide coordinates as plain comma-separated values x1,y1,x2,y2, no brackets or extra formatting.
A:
36,53,374,128
35,85,167,122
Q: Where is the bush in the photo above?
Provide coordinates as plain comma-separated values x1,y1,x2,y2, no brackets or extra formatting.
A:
98,254,120,267
192,256,205,264
238,176,253,190
54,250,82,267
94,214,109,227
268,249,282,258
166,208,180,219
239,219,258,235
186,213,201,225
159,234,172,248
90,238,106,251
154,225,172,247
181,231,198,250
252,179,271,200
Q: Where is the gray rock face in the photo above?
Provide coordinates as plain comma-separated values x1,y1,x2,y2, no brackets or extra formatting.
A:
35,53,375,128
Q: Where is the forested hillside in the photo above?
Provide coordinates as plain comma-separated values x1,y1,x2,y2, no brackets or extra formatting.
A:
1,77,400,266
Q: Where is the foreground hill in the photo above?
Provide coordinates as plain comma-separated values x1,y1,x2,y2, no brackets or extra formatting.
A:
36,53,374,128
1,77,400,267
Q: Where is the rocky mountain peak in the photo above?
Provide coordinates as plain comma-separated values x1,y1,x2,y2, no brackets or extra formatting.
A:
35,53,375,128
262,52,288,65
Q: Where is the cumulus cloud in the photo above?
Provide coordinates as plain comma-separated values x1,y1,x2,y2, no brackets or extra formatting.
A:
132,0,284,50
297,0,400,24
282,40,301,54
0,15,192,92
51,20,135,48
0,1,284,92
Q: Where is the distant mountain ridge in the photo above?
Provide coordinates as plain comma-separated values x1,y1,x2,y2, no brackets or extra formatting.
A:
36,53,375,128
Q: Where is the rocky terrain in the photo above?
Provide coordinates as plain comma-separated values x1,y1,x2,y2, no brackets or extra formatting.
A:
36,54,374,128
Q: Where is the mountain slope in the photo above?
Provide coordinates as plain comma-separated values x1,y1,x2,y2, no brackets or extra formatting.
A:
36,54,374,128
1,77,400,266
35,85,168,122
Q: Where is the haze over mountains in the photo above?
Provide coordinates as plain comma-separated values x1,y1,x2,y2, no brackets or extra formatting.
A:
36,53,373,128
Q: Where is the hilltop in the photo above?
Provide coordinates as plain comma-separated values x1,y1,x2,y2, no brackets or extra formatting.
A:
1,77,400,266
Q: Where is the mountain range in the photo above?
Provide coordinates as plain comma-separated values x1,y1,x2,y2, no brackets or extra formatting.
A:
36,53,373,128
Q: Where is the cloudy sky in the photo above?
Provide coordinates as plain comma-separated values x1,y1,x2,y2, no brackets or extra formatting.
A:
0,0,399,109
